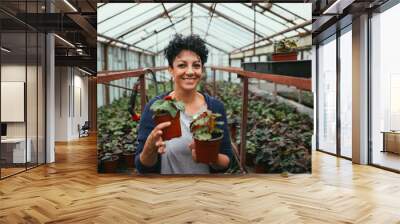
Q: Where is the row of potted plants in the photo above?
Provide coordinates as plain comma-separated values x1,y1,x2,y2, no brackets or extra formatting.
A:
97,95,138,173
98,81,174,173
98,79,312,174
277,91,314,108
207,81,313,174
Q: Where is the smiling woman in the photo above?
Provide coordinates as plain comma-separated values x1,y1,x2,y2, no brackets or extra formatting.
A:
135,34,233,174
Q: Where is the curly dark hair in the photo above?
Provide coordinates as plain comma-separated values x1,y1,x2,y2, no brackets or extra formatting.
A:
164,34,209,68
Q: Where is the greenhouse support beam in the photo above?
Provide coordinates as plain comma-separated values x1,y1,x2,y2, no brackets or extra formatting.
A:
104,44,110,105
98,3,139,25
140,74,146,113
191,24,237,51
204,41,230,54
272,3,308,22
162,3,178,34
98,34,155,55
231,20,312,54
242,3,291,31
203,3,217,40
212,69,216,96
114,3,186,40
256,3,310,33
197,3,265,38
131,17,187,46
240,76,249,168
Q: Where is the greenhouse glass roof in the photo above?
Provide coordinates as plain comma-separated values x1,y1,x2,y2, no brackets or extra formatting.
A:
98,3,311,55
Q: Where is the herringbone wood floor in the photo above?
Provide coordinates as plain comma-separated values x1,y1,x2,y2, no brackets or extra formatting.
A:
1,135,400,224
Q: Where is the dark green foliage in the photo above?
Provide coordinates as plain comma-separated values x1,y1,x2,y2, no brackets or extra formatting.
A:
98,79,313,174
275,39,298,53
278,91,314,108
150,97,185,118
97,80,170,159
97,96,138,161
203,81,313,174
190,111,224,141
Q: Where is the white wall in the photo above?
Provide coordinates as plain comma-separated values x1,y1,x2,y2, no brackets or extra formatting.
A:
1,65,34,137
55,66,69,141
54,67,89,141
1,63,46,164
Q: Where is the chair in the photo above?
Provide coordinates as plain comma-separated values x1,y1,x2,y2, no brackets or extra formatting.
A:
79,121,90,138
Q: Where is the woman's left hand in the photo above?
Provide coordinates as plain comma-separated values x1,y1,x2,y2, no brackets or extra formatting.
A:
188,141,229,168
188,141,197,162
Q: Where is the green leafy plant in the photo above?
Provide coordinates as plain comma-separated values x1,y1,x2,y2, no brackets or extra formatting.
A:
278,91,314,108
275,39,298,53
150,95,185,118
97,95,139,168
190,110,224,141
206,81,312,174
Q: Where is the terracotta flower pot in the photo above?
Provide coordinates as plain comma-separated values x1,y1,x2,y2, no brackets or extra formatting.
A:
122,153,135,168
103,155,119,173
245,153,256,166
194,135,223,164
272,52,297,61
154,113,182,141
254,164,266,173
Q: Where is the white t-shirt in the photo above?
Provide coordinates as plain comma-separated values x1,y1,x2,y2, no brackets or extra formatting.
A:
160,105,209,174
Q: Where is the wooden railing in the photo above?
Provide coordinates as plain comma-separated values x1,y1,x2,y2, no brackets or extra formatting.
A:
97,67,168,112
210,66,311,91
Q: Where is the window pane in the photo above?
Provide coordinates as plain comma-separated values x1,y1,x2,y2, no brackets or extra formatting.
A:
318,37,337,154
371,4,400,171
340,28,352,158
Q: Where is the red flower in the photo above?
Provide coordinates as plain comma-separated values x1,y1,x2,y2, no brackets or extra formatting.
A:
131,113,141,121
164,95,173,101
199,111,208,119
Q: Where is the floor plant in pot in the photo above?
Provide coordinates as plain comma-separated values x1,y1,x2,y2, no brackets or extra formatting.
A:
190,110,224,164
150,95,185,141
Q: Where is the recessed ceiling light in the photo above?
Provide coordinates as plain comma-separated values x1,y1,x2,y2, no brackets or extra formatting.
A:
1,47,11,53
322,0,354,15
54,34,75,48
63,0,78,12
78,67,92,76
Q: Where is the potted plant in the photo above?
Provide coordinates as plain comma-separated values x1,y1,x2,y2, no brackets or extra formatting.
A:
150,95,185,141
190,110,224,164
101,153,119,173
122,142,135,168
272,39,298,61
100,141,122,173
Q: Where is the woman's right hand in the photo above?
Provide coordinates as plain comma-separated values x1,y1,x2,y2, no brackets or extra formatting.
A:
144,121,171,154
140,121,171,167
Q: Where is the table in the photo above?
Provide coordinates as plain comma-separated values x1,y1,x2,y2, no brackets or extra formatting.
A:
381,131,400,154
1,138,32,163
